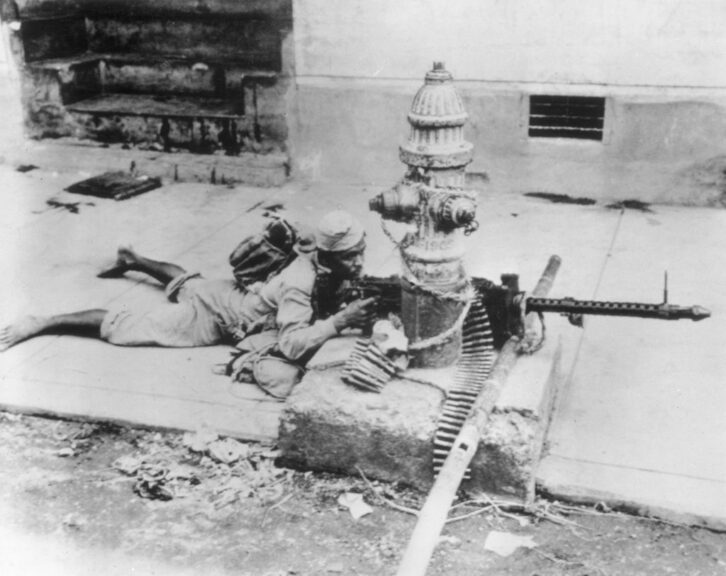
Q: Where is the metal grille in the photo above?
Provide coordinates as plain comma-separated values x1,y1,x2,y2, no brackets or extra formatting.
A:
529,95,605,141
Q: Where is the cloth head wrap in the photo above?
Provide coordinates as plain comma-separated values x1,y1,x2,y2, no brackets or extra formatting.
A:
315,210,365,252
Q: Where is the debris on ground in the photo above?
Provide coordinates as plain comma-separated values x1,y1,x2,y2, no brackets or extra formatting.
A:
2,414,724,576
524,191,597,205
111,428,288,506
337,492,373,520
47,198,80,214
207,437,250,464
181,428,218,452
61,512,87,532
133,464,177,501
246,199,286,213
606,199,654,212
65,170,162,200
51,421,117,456
42,198,95,214
466,171,490,187
15,164,38,173
484,530,538,557
112,454,144,476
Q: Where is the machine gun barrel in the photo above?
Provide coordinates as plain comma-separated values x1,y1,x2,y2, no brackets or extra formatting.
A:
525,296,711,322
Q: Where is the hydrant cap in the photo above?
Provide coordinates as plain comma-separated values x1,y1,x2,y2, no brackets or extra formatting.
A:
408,62,468,127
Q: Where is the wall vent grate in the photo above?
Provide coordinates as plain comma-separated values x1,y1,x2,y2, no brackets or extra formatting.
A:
529,95,605,141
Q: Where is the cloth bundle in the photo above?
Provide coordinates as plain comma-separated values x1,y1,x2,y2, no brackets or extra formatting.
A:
225,330,304,401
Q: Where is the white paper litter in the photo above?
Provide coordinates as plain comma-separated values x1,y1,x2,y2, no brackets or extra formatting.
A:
337,492,373,520
112,454,143,475
483,530,537,557
182,428,219,453
208,438,249,464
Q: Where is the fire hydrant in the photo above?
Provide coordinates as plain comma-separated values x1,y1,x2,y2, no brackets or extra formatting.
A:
369,62,478,368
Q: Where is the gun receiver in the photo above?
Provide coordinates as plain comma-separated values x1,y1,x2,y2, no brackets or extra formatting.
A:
345,275,403,316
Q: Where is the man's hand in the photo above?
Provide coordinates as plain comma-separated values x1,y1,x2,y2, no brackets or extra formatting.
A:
333,297,378,332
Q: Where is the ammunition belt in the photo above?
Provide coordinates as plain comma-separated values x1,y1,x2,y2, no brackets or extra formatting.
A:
433,295,495,479
342,339,399,392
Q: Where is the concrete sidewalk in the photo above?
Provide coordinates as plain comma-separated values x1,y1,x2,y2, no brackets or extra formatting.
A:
537,205,726,530
0,166,294,441
0,160,723,527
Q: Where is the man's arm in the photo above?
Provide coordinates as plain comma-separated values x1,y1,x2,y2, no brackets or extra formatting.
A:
274,280,377,362
275,282,338,361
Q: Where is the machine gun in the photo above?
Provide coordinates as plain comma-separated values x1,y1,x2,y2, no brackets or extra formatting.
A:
344,275,404,316
526,294,710,322
476,270,710,348
347,270,710,349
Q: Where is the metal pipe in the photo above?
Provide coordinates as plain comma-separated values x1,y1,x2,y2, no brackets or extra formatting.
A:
394,255,561,576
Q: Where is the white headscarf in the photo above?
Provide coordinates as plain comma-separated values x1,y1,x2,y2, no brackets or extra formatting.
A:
314,210,365,252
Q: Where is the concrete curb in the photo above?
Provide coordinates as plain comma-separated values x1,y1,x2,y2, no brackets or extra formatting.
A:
0,139,289,187
279,332,563,499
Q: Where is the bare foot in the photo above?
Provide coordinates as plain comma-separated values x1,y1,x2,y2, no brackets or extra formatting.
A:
97,246,138,278
0,316,47,351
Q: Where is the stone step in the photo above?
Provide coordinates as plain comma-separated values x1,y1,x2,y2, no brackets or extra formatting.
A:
25,53,286,153
65,92,286,155
102,56,278,98
67,92,245,119
29,53,279,98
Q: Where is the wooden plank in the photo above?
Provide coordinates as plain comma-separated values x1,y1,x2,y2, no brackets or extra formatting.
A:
67,93,246,119
395,256,561,576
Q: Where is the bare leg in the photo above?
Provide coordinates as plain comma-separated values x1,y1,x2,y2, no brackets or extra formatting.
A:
99,247,186,286
0,309,107,351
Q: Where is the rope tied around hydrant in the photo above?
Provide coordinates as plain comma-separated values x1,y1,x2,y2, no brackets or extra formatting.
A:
380,218,476,353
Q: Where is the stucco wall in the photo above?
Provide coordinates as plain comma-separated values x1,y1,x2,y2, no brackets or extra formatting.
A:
294,0,726,88
290,0,726,206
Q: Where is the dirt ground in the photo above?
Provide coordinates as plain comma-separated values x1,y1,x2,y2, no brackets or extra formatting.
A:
0,412,724,576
